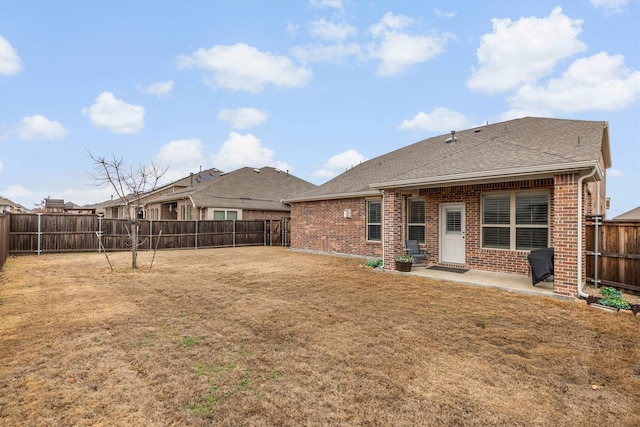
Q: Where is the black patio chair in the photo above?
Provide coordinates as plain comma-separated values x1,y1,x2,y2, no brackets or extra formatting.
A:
404,240,429,266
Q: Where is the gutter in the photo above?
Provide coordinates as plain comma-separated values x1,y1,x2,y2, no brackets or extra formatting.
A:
576,167,597,299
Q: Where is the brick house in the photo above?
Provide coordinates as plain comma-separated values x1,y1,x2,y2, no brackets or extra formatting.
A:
144,166,316,221
101,167,223,219
286,117,611,298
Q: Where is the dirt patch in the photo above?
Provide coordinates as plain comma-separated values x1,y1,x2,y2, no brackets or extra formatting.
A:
1,247,639,426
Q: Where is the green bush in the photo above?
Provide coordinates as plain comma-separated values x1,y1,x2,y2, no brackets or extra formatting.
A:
364,259,383,268
598,287,630,310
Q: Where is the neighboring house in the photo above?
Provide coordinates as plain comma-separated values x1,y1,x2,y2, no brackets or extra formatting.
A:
612,206,640,221
101,167,223,219
44,198,96,214
0,197,29,213
286,117,611,298
144,166,316,221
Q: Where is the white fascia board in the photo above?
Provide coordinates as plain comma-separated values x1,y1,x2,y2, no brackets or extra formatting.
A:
370,162,602,190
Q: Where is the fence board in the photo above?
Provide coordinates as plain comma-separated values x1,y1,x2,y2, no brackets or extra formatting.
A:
586,217,640,292
7,213,290,256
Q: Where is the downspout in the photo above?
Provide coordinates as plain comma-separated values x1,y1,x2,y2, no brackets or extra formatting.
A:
576,167,597,298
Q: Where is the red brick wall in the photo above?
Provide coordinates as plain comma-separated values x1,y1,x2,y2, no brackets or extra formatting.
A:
552,173,580,296
422,179,555,275
382,189,404,269
290,197,382,258
290,176,592,297
241,210,290,221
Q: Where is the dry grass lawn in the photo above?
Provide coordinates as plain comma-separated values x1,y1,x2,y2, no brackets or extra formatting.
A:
0,247,639,426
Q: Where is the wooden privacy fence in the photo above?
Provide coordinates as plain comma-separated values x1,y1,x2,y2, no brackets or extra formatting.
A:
586,216,640,293
0,214,9,268
7,213,290,256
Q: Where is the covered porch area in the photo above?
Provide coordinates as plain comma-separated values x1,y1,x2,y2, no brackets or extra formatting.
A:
403,266,569,300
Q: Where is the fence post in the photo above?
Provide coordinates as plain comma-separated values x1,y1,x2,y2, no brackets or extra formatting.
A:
37,213,42,255
149,219,153,250
233,220,236,247
593,215,603,289
195,220,198,249
97,214,103,253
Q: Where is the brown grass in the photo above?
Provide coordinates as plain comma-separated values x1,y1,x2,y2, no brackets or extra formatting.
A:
0,247,639,426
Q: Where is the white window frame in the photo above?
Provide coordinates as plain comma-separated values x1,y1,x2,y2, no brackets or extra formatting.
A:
481,190,550,250
407,197,426,243
207,208,241,220
366,199,382,242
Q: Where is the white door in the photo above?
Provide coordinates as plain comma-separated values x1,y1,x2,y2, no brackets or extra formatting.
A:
440,203,465,264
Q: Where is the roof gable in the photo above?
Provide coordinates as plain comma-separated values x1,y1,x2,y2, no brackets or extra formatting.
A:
150,167,316,211
612,206,640,221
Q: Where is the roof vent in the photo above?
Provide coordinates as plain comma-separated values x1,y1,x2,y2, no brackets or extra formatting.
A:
445,130,458,144
253,168,261,173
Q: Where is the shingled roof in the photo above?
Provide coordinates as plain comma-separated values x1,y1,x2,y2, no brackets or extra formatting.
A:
288,117,610,202
151,166,316,211
612,206,640,221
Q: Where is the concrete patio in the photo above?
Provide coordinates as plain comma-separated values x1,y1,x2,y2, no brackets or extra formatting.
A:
402,264,570,300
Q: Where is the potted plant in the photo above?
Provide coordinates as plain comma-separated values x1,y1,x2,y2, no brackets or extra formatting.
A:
395,255,414,272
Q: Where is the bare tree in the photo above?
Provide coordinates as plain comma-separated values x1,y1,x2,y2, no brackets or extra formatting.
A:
89,152,168,268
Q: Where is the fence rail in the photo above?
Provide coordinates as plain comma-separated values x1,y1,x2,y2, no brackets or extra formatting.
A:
586,216,640,293
6,213,290,257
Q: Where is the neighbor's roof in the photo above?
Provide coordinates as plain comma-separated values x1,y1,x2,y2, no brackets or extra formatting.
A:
612,206,640,221
287,117,610,202
151,166,317,211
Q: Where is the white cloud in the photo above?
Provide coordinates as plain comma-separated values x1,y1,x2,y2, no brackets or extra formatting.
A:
0,159,3,174
290,42,361,64
434,9,456,19
81,92,145,134
590,0,629,14
210,132,290,171
309,0,343,10
286,22,302,36
309,19,357,41
467,7,586,94
507,52,640,113
312,149,366,179
178,43,312,93
138,80,174,97
59,186,113,206
608,168,625,177
368,12,450,76
17,115,69,140
4,184,31,198
398,108,475,133
154,138,206,181
0,35,22,75
370,12,414,37
217,108,268,129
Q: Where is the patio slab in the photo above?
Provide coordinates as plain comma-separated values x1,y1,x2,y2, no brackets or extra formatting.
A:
404,265,572,301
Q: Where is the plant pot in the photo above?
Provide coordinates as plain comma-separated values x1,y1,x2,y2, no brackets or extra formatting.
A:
396,262,412,272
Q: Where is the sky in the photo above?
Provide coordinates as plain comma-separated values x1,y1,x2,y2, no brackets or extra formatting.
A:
1,0,639,217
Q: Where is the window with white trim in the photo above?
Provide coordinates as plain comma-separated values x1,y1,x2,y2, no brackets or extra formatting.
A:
481,191,549,250
367,199,381,242
181,205,193,220
209,209,240,220
407,198,425,243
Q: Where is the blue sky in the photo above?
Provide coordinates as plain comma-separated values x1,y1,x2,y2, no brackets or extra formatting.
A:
1,0,638,217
